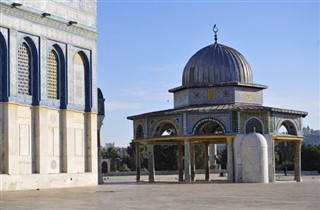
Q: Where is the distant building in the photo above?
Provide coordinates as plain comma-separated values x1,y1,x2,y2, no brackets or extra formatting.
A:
0,0,100,191
105,143,115,150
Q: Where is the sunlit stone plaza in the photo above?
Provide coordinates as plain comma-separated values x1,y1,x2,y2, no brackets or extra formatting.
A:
1,174,319,209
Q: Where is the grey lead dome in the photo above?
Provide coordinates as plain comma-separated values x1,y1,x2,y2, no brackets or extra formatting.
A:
182,43,253,87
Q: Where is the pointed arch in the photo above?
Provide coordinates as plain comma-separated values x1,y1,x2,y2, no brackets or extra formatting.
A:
245,117,263,134
152,120,179,137
47,49,59,99
277,120,297,136
46,44,67,108
17,37,39,104
192,118,226,135
74,51,91,111
135,123,144,139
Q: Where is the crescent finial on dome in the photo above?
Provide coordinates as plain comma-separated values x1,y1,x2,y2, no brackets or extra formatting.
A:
213,24,218,44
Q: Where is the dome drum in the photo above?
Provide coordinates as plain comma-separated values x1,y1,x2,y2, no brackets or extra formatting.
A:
172,85,265,109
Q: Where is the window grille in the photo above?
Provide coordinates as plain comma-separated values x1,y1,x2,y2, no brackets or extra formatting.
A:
17,42,31,95
74,53,85,102
47,50,58,99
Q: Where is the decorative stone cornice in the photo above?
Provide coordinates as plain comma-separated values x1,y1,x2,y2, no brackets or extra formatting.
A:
0,3,98,40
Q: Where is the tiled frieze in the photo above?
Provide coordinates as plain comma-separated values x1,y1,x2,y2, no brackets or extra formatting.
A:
174,86,263,108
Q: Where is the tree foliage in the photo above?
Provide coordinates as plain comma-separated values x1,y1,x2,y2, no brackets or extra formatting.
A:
154,145,178,170
101,147,120,171
275,142,295,170
301,144,320,172
123,141,148,171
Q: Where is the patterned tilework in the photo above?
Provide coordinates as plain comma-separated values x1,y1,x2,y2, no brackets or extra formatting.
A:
231,111,238,133
240,111,269,134
6,0,97,29
234,87,263,105
173,86,263,108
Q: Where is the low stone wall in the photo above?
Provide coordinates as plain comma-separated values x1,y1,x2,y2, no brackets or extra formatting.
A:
0,173,98,191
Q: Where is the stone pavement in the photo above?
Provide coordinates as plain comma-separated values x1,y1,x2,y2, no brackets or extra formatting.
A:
0,174,319,210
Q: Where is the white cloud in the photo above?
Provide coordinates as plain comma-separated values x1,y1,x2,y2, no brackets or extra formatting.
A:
105,101,142,111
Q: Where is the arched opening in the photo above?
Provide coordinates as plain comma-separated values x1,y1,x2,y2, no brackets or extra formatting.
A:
153,121,179,171
245,117,263,134
153,121,178,137
192,118,226,180
275,121,298,180
279,120,297,135
17,37,40,104
135,124,144,139
193,118,225,135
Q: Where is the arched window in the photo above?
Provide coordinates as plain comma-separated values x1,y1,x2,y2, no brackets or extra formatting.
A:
47,50,59,99
17,42,31,95
245,118,263,134
74,52,85,104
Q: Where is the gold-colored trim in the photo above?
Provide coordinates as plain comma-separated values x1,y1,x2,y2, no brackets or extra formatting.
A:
133,135,235,145
272,134,303,142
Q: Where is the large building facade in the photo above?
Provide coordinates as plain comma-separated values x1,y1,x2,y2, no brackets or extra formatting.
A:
0,0,99,191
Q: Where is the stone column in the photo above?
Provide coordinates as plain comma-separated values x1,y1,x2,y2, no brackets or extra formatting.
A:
135,142,141,182
227,138,234,183
148,144,155,183
177,144,184,182
191,144,196,182
209,144,217,166
204,143,210,181
294,141,302,182
184,141,192,183
271,139,276,183
97,115,105,184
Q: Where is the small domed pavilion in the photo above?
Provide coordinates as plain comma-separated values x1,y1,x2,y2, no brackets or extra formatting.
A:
127,26,307,183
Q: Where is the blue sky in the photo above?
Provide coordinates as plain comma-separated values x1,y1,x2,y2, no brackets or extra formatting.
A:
97,1,319,147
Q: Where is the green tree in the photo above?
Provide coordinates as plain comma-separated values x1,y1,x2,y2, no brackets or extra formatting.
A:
301,144,320,172
101,147,120,171
123,141,148,171
275,142,295,170
154,145,178,170
195,144,205,169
